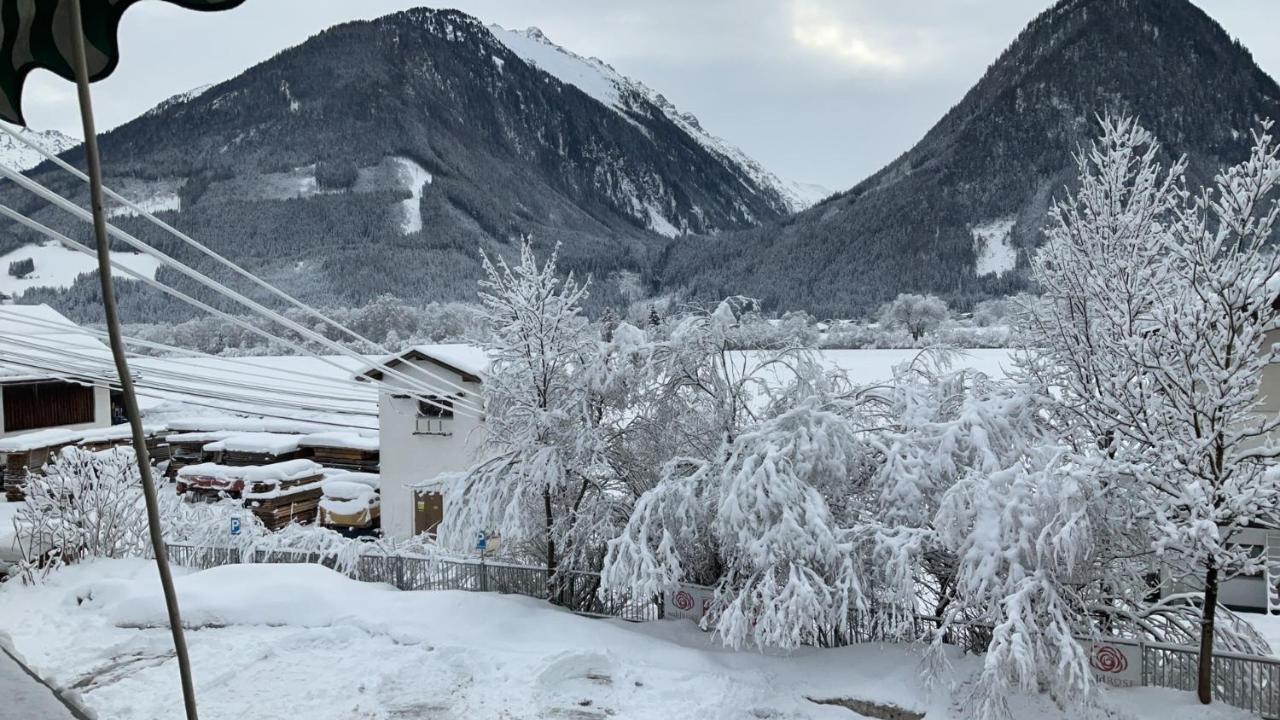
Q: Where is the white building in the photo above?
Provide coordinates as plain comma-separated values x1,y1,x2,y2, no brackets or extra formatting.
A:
0,304,115,439
357,344,488,541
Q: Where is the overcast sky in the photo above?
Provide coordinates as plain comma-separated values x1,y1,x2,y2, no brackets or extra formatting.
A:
16,0,1280,191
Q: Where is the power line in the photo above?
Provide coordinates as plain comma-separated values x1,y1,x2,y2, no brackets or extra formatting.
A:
0,167,481,416
0,202,481,417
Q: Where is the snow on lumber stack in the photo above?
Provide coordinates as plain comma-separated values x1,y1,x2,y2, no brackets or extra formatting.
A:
318,471,381,530
0,429,84,500
299,431,379,472
0,428,82,453
177,459,325,529
204,432,310,466
166,416,339,436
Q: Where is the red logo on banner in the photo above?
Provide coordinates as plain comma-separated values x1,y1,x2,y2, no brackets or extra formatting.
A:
673,590,695,611
1090,644,1128,674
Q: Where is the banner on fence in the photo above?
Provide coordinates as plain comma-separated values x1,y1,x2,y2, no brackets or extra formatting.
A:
1082,640,1142,687
666,585,714,623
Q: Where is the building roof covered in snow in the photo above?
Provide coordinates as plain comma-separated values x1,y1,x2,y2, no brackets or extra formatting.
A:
0,304,115,385
356,343,490,385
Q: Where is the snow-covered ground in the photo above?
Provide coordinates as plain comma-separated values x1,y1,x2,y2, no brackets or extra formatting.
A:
391,156,433,235
0,560,1253,720
0,243,161,296
972,217,1018,277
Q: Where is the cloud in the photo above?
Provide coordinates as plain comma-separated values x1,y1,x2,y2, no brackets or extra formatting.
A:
787,0,931,74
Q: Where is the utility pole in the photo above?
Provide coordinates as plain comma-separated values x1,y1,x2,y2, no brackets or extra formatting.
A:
67,2,199,718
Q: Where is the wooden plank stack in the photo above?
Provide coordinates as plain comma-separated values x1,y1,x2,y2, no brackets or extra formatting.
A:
0,429,80,501
177,459,325,531
213,433,310,467
299,432,379,473
164,432,232,480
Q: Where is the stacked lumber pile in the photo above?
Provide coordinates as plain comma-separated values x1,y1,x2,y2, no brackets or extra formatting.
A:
317,471,380,533
177,459,325,530
0,429,80,501
299,432,379,473
241,460,326,531
165,431,233,479
78,424,169,461
209,432,310,467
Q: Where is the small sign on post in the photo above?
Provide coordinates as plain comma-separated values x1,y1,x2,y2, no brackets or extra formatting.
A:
1083,639,1142,687
475,531,487,552
229,516,241,537
666,585,715,624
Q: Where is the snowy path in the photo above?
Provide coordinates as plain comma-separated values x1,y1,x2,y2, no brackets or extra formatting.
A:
0,643,88,720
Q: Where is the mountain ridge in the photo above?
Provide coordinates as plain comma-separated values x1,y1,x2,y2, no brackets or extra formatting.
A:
659,0,1280,316
0,6,797,317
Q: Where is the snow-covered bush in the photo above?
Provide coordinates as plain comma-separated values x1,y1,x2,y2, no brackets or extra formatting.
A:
14,448,149,565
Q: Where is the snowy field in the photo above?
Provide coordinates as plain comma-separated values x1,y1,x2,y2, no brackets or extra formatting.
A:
0,242,160,296
0,559,1255,720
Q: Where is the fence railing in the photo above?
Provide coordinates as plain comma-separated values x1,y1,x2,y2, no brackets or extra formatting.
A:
164,543,1279,719
1139,639,1280,719
166,543,659,623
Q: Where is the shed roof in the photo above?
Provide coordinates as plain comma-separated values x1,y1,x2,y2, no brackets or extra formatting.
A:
356,343,489,385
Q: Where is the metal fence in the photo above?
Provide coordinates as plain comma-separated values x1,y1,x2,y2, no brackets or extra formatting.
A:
166,543,658,622
165,543,1278,718
1140,639,1280,719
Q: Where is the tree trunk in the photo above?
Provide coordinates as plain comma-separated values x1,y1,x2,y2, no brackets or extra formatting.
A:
543,486,556,580
1197,563,1219,705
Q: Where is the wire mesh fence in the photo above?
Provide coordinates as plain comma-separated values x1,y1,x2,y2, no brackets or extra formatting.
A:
164,542,1279,717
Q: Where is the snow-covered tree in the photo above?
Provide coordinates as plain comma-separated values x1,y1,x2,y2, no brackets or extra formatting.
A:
880,293,949,341
441,241,626,583
1024,116,1280,705
603,401,871,649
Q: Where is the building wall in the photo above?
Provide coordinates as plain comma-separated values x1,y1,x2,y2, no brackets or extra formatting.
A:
0,381,112,439
377,361,486,541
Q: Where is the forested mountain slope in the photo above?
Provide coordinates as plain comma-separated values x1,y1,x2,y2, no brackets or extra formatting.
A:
0,8,795,316
660,0,1280,316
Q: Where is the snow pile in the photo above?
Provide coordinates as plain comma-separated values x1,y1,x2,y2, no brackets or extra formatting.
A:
0,559,1252,720
972,217,1018,277
0,242,160,297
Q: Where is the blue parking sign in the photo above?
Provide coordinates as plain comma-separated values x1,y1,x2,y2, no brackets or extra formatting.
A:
230,516,241,536
476,531,487,551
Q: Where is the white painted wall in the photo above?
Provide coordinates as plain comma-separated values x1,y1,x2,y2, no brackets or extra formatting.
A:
0,381,112,439
377,360,486,541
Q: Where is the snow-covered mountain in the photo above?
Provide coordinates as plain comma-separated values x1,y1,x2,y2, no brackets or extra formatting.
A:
491,26,823,213
662,0,1280,316
0,124,77,172
0,7,798,316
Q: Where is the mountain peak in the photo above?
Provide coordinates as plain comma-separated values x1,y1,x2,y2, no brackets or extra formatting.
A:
0,124,77,172
662,0,1280,315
